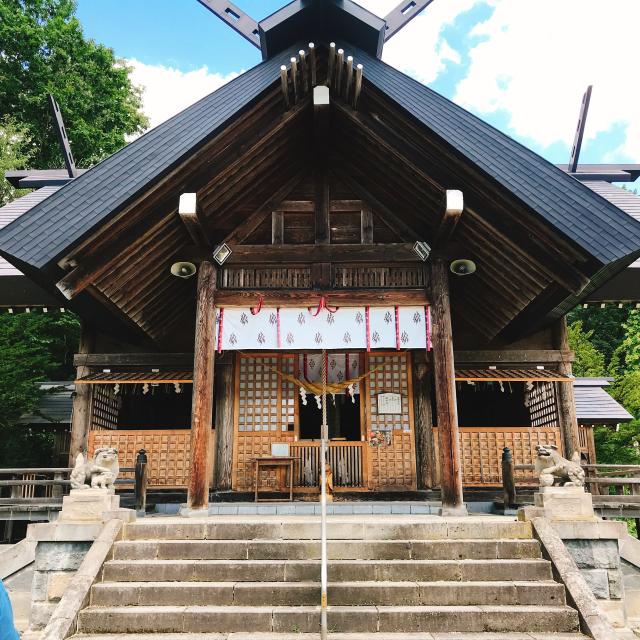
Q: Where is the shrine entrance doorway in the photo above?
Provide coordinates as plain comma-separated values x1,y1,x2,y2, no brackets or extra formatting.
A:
231,351,418,493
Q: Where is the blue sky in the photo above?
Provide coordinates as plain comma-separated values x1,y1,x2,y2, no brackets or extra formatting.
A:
75,0,639,182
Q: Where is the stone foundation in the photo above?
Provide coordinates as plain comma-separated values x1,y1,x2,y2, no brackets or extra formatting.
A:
24,488,134,636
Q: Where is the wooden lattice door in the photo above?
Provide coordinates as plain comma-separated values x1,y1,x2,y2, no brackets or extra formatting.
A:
365,352,417,490
232,354,297,491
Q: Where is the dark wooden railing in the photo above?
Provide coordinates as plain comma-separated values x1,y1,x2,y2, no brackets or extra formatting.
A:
504,451,640,537
0,449,149,514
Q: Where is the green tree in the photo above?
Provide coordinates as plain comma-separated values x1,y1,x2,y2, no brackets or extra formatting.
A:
0,117,31,206
594,422,640,466
568,305,631,369
567,320,606,377
0,0,148,169
0,311,80,466
621,310,640,371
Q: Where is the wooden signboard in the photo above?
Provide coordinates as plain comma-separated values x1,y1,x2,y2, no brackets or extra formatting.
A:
377,392,402,414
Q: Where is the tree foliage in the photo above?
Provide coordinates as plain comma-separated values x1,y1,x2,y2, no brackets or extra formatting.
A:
0,117,32,206
0,0,148,169
567,320,606,377
0,311,79,466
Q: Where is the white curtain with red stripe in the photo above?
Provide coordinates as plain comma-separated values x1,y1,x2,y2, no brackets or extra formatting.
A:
214,305,430,351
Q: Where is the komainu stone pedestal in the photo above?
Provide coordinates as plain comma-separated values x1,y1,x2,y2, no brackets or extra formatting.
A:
533,485,598,522
58,488,122,523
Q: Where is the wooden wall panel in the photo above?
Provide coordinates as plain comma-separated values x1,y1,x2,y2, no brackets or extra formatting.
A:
88,429,213,489
432,426,562,486
232,354,297,491
365,352,417,490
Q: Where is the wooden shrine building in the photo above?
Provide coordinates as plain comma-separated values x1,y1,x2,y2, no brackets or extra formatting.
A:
1,0,640,513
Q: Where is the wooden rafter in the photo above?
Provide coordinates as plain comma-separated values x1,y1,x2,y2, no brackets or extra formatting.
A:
433,190,463,249
334,102,591,295
222,169,308,247
178,193,209,247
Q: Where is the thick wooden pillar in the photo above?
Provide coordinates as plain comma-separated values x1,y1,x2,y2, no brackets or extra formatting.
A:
215,353,235,491
68,322,95,464
187,261,217,510
553,316,580,459
430,258,466,514
412,350,435,489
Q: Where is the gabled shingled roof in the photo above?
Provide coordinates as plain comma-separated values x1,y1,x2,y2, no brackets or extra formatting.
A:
0,45,302,270
1,42,639,276
351,46,640,266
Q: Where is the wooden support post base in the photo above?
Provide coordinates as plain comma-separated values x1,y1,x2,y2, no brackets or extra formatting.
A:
439,504,468,517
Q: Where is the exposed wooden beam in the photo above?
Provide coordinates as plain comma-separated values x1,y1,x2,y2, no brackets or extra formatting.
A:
271,211,284,244
223,169,307,247
465,206,589,295
361,205,374,244
216,288,428,307
336,102,591,295
273,199,363,212
454,350,575,364
196,0,260,49
56,118,307,300
74,353,193,367
226,243,420,264
178,193,209,247
433,190,463,248
335,172,420,243
384,0,435,41
314,86,330,245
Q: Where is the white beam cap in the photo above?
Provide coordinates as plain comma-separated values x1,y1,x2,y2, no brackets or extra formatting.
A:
445,189,464,214
179,192,197,215
314,85,330,106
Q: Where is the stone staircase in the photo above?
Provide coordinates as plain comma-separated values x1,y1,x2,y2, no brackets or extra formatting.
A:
71,517,591,639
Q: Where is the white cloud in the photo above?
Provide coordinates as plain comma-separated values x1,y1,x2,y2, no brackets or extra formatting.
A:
358,0,478,84
454,0,640,160
126,59,240,130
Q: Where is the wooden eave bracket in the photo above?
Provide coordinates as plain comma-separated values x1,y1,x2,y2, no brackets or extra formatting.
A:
384,0,436,41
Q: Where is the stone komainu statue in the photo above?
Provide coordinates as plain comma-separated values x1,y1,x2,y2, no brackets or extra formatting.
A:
535,444,585,487
70,447,120,490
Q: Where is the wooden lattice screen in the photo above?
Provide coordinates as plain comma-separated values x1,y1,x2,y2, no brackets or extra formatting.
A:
433,426,563,486
526,381,559,428
365,352,417,490
90,384,121,430
233,354,297,491
88,429,207,488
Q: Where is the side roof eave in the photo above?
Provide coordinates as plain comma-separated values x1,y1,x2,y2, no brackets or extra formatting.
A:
351,45,640,267
0,46,301,271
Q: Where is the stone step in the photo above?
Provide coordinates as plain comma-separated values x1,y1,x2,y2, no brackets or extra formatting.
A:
71,633,592,640
77,604,580,634
111,539,541,561
102,558,553,583
122,520,533,542
91,580,565,607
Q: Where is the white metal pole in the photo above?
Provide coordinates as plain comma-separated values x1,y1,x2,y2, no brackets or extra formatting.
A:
320,349,328,640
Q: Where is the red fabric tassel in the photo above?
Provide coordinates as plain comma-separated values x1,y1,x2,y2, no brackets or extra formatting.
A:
308,295,339,316
217,308,224,354
395,305,400,351
303,353,308,381
365,306,371,352
250,295,264,315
